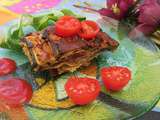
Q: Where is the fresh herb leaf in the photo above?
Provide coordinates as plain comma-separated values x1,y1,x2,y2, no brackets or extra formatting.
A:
61,9,86,21
0,9,85,51
61,9,75,16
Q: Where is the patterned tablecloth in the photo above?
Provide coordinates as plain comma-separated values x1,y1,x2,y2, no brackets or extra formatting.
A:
0,0,159,112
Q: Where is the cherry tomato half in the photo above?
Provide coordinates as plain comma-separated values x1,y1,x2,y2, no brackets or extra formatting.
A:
0,78,33,106
65,77,100,105
101,66,131,91
78,20,100,40
55,16,81,37
0,58,16,76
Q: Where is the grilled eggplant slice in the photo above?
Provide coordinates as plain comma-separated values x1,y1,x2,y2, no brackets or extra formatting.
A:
20,26,119,74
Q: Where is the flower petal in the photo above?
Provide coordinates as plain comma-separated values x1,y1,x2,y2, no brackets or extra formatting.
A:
127,0,134,6
107,0,118,8
98,8,113,16
129,24,156,39
138,2,160,26
119,0,129,12
98,8,121,20
143,0,157,4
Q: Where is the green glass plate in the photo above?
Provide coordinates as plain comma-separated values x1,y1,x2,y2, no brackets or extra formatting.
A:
0,9,160,120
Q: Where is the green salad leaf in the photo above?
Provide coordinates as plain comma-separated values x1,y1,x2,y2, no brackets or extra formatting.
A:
61,9,86,21
0,9,85,51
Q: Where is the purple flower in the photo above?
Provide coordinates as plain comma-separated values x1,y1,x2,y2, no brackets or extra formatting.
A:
99,0,135,20
129,0,160,38
139,0,160,26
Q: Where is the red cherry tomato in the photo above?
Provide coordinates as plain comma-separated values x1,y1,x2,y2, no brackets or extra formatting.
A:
0,78,33,106
101,66,131,91
78,20,100,40
55,16,81,37
0,58,16,76
65,77,100,105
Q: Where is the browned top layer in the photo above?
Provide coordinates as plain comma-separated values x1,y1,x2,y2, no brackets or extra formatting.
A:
41,26,119,57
